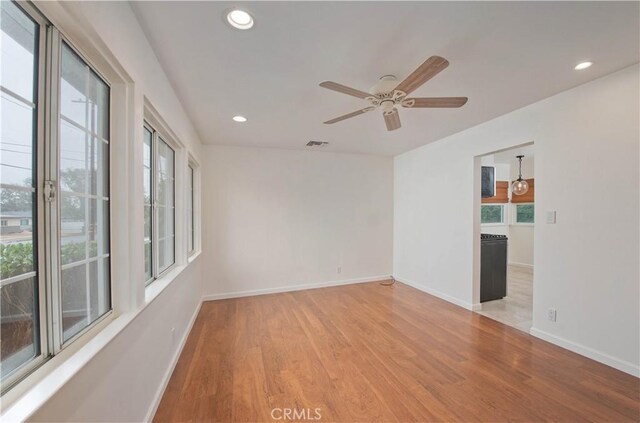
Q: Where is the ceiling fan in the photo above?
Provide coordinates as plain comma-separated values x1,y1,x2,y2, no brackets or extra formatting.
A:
319,55,467,131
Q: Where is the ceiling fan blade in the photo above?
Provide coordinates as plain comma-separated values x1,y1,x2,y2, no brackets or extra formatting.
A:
395,56,449,95
403,97,468,108
324,107,374,124
383,109,401,131
319,81,372,99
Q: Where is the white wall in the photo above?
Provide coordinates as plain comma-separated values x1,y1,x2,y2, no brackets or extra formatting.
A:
201,146,393,298
394,65,639,375
11,2,205,421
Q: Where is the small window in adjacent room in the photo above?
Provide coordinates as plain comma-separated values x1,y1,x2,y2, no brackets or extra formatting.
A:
515,204,534,224
481,204,505,224
187,164,195,255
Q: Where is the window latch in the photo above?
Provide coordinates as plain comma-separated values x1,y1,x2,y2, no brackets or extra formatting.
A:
44,180,56,202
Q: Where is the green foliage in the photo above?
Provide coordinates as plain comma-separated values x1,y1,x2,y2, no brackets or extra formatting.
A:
0,243,34,280
61,241,98,265
1,241,98,280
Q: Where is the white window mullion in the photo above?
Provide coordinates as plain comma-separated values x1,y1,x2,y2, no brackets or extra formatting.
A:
46,25,64,354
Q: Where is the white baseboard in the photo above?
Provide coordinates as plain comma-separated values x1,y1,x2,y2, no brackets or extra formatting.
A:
393,276,475,311
509,261,534,269
529,327,640,377
202,275,391,302
145,299,203,422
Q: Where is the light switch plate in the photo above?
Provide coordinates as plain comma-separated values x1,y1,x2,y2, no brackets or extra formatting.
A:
546,211,556,224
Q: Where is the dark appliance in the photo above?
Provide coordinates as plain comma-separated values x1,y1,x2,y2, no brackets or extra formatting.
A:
481,166,495,198
480,233,507,302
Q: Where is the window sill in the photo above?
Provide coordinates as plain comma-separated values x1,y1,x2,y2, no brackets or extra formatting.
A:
511,223,535,227
2,258,198,421
1,311,133,422
480,223,507,227
145,264,186,305
187,250,201,264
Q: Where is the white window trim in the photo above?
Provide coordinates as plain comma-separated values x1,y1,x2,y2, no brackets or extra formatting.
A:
186,153,201,259
143,99,186,290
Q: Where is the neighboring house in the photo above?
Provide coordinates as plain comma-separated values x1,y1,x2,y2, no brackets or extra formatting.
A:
0,212,32,235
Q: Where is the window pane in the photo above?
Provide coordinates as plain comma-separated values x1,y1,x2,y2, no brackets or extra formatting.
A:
481,205,503,224
88,198,109,257
61,259,110,343
61,193,86,266
1,277,38,379
60,45,87,128
0,0,36,101
0,0,40,383
156,138,174,273
1,93,34,187
59,120,86,194
516,204,535,223
59,42,110,342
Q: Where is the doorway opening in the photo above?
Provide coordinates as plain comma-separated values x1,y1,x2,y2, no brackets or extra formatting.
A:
474,143,535,332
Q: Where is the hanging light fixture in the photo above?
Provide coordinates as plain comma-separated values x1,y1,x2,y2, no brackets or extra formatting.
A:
512,155,529,195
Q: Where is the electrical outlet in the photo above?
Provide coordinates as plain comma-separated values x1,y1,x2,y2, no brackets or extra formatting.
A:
546,211,557,224
337,266,342,274
547,308,557,322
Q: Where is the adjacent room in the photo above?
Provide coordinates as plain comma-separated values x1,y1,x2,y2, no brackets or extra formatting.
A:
476,144,535,332
0,1,638,422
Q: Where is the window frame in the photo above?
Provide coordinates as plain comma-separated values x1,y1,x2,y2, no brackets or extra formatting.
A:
480,204,506,226
187,162,195,256
49,32,113,352
0,1,113,394
512,203,535,225
143,121,176,285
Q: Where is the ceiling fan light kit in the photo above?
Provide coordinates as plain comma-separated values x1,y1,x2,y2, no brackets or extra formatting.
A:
319,55,468,131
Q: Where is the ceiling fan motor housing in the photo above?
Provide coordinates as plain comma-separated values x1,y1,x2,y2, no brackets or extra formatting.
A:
367,76,409,114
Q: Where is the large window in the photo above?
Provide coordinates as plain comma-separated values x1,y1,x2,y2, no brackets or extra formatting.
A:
1,1,111,392
144,123,175,284
481,204,505,224
515,204,534,224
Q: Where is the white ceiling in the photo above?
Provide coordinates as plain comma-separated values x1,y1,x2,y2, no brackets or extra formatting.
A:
131,1,639,156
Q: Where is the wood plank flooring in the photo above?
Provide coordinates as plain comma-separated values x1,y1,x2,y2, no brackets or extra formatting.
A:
154,281,639,422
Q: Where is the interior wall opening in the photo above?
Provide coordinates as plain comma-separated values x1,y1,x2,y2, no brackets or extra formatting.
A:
474,142,535,332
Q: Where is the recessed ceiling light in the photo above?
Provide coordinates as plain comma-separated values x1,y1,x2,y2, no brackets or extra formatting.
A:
232,115,247,122
226,9,254,30
574,61,593,70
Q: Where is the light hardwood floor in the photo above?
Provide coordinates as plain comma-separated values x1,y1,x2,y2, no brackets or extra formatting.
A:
476,265,533,331
154,281,639,422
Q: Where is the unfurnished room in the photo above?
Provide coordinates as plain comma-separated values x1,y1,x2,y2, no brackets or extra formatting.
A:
0,1,639,422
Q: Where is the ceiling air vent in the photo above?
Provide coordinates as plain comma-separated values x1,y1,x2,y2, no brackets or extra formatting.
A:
306,141,329,147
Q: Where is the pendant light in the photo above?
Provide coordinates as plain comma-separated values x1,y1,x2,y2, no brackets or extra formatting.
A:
512,155,529,195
